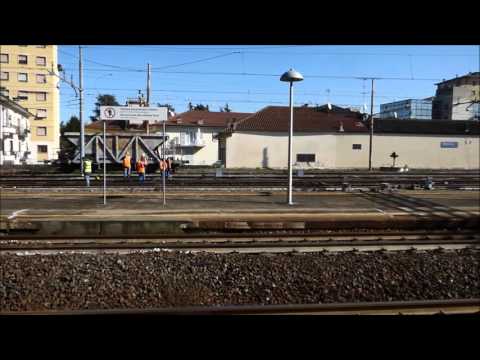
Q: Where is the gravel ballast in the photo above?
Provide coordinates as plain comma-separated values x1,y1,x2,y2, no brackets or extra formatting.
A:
0,249,479,311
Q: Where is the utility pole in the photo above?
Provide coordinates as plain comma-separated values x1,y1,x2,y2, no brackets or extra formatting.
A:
79,45,84,172
368,78,375,171
146,63,151,134
146,63,151,106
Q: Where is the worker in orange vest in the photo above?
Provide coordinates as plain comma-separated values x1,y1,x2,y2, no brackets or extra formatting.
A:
159,158,167,177
136,158,146,184
122,152,131,178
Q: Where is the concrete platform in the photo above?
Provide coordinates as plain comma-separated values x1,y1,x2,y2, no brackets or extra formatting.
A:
1,190,478,235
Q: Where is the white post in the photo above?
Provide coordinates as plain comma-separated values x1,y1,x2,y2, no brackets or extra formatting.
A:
162,120,166,206
287,81,294,205
103,120,107,205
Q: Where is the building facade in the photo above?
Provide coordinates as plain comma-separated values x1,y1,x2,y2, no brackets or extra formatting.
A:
0,45,60,163
83,110,250,166
380,99,433,120
223,106,480,170
0,94,34,165
432,72,480,121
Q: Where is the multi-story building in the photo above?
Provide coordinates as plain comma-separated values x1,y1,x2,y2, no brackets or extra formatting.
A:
432,72,480,121
0,45,60,162
380,99,433,120
0,94,34,165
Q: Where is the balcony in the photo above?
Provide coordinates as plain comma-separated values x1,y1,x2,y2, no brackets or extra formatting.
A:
2,126,17,134
178,139,206,148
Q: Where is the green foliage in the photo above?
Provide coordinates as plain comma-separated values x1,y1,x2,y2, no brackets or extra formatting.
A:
157,103,175,112
90,94,120,122
60,116,80,134
220,103,232,112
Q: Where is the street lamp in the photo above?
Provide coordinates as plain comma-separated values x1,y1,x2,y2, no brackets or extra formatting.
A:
280,68,304,205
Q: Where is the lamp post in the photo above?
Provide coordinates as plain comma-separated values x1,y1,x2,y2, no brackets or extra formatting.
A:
280,69,304,205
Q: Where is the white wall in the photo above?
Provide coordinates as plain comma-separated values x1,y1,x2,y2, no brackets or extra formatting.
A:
226,132,337,168
155,126,222,166
226,131,480,169
0,104,33,165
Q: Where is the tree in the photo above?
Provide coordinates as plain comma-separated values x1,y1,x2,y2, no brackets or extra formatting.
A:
220,103,232,112
90,94,120,122
192,104,209,111
60,116,80,134
157,103,175,112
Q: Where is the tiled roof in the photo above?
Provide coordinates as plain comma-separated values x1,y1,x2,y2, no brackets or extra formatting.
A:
233,106,367,133
152,110,251,130
85,120,126,133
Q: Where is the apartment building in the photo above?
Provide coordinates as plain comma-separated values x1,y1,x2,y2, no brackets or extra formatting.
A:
0,45,60,163
0,94,34,165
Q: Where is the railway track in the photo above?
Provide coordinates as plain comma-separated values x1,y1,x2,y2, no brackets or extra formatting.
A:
2,230,478,254
2,299,479,315
1,171,478,189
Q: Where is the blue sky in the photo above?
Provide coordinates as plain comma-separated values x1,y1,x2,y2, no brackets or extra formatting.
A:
58,45,479,123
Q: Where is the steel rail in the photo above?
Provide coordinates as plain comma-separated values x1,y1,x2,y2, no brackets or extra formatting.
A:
2,299,479,315
1,232,478,253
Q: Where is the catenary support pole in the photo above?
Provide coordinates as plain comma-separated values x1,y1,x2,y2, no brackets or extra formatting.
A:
287,81,294,205
368,78,375,171
146,63,151,135
79,45,84,172
147,63,151,106
162,121,166,206
103,120,107,205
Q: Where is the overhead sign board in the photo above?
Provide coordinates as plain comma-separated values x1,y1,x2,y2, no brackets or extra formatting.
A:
100,106,168,123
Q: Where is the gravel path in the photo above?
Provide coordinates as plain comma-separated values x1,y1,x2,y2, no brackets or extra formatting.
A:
1,249,479,311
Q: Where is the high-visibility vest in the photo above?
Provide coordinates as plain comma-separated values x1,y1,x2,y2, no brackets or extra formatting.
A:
136,161,145,174
122,155,131,168
84,160,92,174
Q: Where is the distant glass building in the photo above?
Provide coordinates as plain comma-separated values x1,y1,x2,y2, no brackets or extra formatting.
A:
380,99,433,120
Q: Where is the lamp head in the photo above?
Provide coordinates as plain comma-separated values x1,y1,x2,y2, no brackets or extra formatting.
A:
280,69,304,82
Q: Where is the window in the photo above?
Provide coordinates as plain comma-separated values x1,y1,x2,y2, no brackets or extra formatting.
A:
37,145,48,153
18,55,28,64
0,53,9,63
36,56,46,66
35,45,47,48
0,72,8,81
0,89,9,97
36,109,47,118
36,127,47,136
36,92,47,101
18,73,28,82
19,45,27,47
36,74,47,84
352,144,362,150
297,154,315,162
18,91,28,100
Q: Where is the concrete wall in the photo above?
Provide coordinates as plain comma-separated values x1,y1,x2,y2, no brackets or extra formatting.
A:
226,131,480,169
226,131,337,168
452,85,480,120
